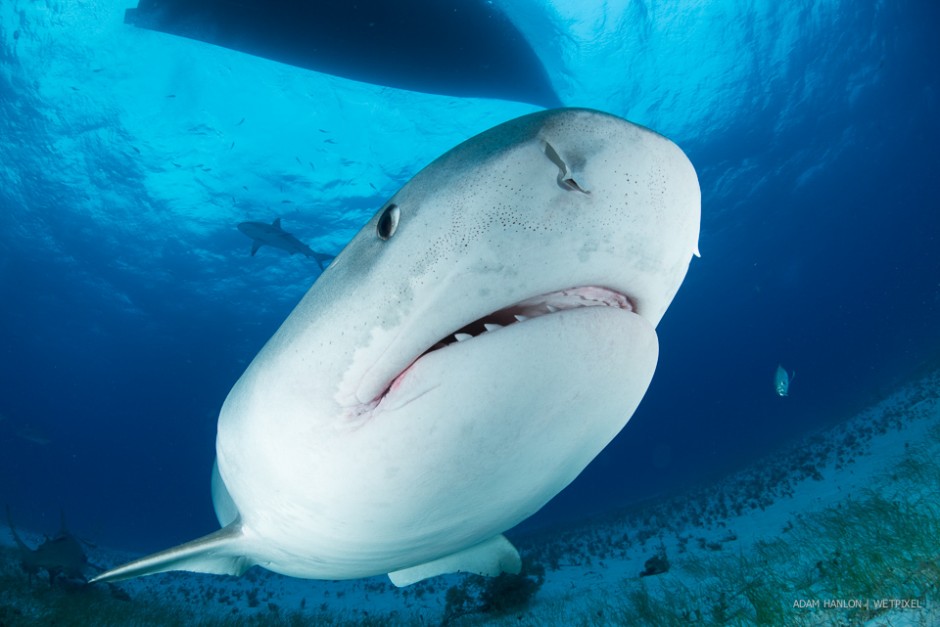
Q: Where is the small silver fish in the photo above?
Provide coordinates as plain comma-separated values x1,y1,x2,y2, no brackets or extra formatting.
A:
774,364,795,396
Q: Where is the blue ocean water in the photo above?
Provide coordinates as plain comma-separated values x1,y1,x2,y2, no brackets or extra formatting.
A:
0,0,938,615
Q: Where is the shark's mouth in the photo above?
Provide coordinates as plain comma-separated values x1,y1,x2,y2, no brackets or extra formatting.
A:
377,286,635,404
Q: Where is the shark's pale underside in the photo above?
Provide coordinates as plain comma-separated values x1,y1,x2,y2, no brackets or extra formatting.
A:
92,108,701,586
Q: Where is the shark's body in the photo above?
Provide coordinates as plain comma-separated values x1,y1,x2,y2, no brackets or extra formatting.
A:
93,108,700,586
237,218,332,269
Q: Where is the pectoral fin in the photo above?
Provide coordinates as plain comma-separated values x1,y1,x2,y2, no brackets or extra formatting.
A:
89,519,252,584
387,534,521,587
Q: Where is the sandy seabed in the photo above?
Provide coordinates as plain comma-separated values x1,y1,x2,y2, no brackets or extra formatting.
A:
3,369,939,626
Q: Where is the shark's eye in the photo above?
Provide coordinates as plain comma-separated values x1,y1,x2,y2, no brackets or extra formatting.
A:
377,204,400,241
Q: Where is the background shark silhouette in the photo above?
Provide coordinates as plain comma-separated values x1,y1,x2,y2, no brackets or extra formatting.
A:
237,218,333,269
6,507,103,586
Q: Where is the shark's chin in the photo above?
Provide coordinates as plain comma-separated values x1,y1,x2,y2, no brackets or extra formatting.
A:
371,286,638,410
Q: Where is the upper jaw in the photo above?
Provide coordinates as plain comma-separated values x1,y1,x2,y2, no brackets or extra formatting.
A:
434,286,635,349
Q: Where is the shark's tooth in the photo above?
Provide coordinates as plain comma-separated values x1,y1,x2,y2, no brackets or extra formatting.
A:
454,333,473,342
546,305,559,313
513,315,529,322
483,323,502,332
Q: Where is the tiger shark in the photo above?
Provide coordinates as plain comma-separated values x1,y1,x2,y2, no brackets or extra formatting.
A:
92,108,700,587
